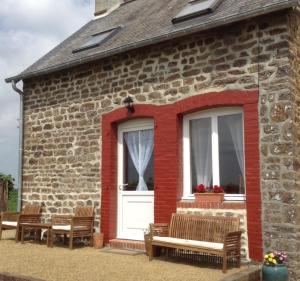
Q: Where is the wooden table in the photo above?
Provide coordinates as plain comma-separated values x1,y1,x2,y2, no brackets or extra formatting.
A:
20,223,52,247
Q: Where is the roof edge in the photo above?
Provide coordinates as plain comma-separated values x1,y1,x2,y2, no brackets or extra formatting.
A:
5,0,298,83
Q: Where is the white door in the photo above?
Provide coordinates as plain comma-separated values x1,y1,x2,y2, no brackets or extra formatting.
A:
117,119,154,240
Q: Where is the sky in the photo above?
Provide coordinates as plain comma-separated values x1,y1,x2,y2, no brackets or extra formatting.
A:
0,0,94,186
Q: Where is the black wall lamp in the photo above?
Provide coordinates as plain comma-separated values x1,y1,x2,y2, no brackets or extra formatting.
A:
123,96,135,113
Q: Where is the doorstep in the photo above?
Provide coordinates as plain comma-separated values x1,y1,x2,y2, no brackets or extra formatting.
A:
109,239,146,252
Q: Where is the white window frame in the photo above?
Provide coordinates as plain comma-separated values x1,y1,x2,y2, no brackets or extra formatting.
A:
183,107,246,201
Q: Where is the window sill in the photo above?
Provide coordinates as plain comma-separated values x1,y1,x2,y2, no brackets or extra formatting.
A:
177,200,246,209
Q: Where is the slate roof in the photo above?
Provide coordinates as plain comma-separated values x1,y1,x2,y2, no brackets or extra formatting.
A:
6,0,297,82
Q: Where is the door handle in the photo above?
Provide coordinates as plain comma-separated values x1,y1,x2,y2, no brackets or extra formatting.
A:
119,183,128,191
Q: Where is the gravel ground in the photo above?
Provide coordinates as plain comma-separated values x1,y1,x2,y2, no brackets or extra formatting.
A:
0,231,242,281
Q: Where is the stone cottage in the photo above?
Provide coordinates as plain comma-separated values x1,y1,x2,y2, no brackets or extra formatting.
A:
5,0,300,279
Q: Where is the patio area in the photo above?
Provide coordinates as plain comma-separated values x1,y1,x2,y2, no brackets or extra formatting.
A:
0,231,244,281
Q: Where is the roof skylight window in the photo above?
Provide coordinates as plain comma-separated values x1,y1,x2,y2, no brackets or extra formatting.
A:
72,27,121,53
172,0,222,23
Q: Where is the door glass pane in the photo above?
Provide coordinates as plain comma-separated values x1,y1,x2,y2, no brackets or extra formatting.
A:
190,118,212,193
123,129,154,191
218,113,244,194
144,153,154,190
124,142,139,191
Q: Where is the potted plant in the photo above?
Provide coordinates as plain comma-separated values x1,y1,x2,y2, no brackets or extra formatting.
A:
262,251,288,281
194,184,224,203
93,232,104,249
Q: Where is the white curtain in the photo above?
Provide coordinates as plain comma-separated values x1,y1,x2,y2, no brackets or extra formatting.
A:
191,118,212,187
223,114,244,192
124,129,154,191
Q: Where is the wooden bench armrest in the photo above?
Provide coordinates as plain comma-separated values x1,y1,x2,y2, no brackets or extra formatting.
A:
72,216,93,220
52,215,73,219
51,215,73,225
1,212,20,221
149,223,169,239
72,216,93,226
19,214,41,224
224,231,242,251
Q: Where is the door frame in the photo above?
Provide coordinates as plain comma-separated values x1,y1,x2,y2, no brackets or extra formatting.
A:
117,118,154,239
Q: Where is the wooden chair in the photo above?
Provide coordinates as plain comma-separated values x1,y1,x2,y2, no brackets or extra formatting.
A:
50,206,94,250
0,204,41,241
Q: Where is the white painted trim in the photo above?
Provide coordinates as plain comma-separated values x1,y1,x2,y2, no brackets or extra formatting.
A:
183,117,191,200
118,119,154,132
225,194,246,201
121,191,154,196
184,107,243,120
182,107,245,201
211,116,219,185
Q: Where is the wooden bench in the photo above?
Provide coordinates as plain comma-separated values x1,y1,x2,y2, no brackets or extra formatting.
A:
148,213,242,273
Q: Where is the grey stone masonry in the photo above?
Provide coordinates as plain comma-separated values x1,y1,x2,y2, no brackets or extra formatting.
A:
287,7,300,281
21,9,299,280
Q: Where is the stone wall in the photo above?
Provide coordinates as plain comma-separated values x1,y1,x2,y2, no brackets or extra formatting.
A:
21,9,299,278
177,208,249,260
287,7,300,281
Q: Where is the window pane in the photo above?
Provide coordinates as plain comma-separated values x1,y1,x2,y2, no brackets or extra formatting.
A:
123,130,154,191
72,28,120,53
144,153,154,190
190,118,212,192
124,141,139,191
218,114,244,194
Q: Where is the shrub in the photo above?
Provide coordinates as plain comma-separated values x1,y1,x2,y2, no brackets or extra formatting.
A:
0,173,15,192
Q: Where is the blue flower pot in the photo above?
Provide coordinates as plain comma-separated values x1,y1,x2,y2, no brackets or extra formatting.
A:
262,264,288,281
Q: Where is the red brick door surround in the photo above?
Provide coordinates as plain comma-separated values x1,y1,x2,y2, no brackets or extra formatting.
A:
101,90,262,261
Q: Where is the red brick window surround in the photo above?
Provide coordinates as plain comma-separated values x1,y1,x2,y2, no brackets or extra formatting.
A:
101,90,262,260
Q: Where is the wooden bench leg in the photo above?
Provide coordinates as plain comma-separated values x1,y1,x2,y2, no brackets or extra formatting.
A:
50,230,54,248
90,229,94,247
149,245,153,261
69,233,73,250
35,229,41,242
222,253,227,273
21,226,25,244
236,251,241,268
46,229,51,247
15,227,21,242
63,234,67,245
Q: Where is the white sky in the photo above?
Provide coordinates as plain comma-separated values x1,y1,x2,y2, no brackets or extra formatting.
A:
0,0,94,186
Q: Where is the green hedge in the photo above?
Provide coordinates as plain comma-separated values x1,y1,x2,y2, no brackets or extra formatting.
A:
0,173,15,193
8,189,18,211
